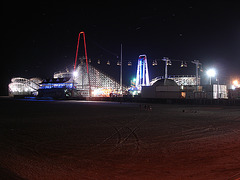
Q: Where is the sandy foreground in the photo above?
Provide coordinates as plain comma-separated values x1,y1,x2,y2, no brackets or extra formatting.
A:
0,98,240,180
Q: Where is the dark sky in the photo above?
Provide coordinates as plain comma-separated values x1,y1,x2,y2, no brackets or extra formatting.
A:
2,1,240,95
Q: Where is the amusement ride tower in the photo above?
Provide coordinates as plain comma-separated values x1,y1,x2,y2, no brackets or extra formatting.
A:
136,54,150,91
73,31,91,97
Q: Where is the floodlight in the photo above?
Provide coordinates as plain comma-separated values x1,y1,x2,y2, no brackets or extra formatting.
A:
73,71,78,77
206,68,216,77
233,80,238,86
206,68,217,85
232,80,240,89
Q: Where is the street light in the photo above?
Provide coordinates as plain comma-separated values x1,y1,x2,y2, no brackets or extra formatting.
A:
73,71,78,77
206,68,216,85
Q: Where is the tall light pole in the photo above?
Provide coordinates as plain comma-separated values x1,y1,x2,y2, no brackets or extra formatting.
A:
120,44,123,95
206,68,217,99
216,77,219,99
206,68,216,85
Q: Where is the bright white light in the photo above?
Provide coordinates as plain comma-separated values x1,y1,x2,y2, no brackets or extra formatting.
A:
206,68,216,77
232,80,240,89
233,80,238,86
73,71,78,77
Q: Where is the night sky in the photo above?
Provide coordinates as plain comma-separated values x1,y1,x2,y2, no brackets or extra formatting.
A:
2,1,240,95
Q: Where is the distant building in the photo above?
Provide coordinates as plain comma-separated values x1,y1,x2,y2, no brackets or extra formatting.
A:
39,77,73,90
228,88,240,99
142,79,181,99
203,84,228,99
38,77,74,98
142,76,229,99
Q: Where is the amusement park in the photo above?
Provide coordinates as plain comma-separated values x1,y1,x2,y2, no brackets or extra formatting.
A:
8,32,240,101
3,2,240,179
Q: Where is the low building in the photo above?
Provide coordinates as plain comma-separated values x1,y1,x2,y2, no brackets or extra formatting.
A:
228,88,240,99
38,77,74,98
203,84,228,99
142,79,181,99
181,85,206,99
142,78,229,100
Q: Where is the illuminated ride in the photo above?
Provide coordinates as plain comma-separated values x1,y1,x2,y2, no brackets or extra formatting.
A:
73,31,91,96
43,60,124,98
8,77,41,96
72,60,124,97
36,32,125,98
71,32,125,97
135,54,150,91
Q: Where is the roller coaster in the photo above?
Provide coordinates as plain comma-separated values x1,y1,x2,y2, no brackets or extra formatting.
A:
8,77,41,96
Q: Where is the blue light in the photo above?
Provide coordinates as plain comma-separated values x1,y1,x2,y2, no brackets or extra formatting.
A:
39,83,73,89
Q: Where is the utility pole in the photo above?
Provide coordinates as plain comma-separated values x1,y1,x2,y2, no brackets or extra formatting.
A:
120,44,123,95
162,57,171,79
191,60,201,91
